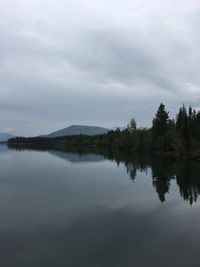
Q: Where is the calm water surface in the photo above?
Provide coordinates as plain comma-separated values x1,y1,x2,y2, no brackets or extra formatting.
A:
1,144,200,266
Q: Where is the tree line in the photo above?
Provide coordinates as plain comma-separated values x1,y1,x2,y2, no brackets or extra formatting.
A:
151,103,200,155
8,103,200,159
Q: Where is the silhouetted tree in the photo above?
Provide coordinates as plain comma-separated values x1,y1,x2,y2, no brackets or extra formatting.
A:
152,103,170,139
176,105,190,151
127,117,137,132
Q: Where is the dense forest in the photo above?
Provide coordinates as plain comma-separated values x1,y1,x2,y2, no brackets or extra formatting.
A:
8,103,200,159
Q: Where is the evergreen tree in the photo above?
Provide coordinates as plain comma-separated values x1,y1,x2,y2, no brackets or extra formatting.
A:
176,105,187,134
127,117,137,132
152,103,169,139
176,105,190,150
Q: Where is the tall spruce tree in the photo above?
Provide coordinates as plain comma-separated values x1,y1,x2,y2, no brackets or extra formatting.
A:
176,104,188,135
152,103,169,139
176,105,191,150
127,117,137,132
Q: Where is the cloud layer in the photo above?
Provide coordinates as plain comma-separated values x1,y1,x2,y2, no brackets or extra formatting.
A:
1,0,200,135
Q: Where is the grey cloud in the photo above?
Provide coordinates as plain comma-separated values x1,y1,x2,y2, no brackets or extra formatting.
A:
0,0,200,135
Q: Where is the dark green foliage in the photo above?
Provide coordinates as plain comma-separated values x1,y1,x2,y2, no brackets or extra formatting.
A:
127,117,137,132
152,103,170,139
8,103,200,159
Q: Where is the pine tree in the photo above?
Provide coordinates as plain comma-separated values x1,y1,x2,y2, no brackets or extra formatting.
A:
176,104,190,150
152,103,169,139
127,117,137,133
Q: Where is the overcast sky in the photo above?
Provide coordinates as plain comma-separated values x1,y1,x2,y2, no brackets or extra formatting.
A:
1,0,200,136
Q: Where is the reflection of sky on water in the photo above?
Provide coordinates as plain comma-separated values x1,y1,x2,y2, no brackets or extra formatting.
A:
1,145,200,266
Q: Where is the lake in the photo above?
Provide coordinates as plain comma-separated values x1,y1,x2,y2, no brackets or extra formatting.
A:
1,144,200,266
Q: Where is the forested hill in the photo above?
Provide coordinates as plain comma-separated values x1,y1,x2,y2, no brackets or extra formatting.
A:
46,125,110,137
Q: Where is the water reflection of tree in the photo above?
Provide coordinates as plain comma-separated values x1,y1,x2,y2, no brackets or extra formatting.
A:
123,155,150,182
151,159,175,203
8,145,200,205
116,152,200,205
100,150,200,204
175,161,200,205
126,163,137,182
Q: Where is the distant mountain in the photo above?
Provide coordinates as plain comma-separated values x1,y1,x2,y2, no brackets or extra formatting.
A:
47,125,110,138
0,132,14,142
